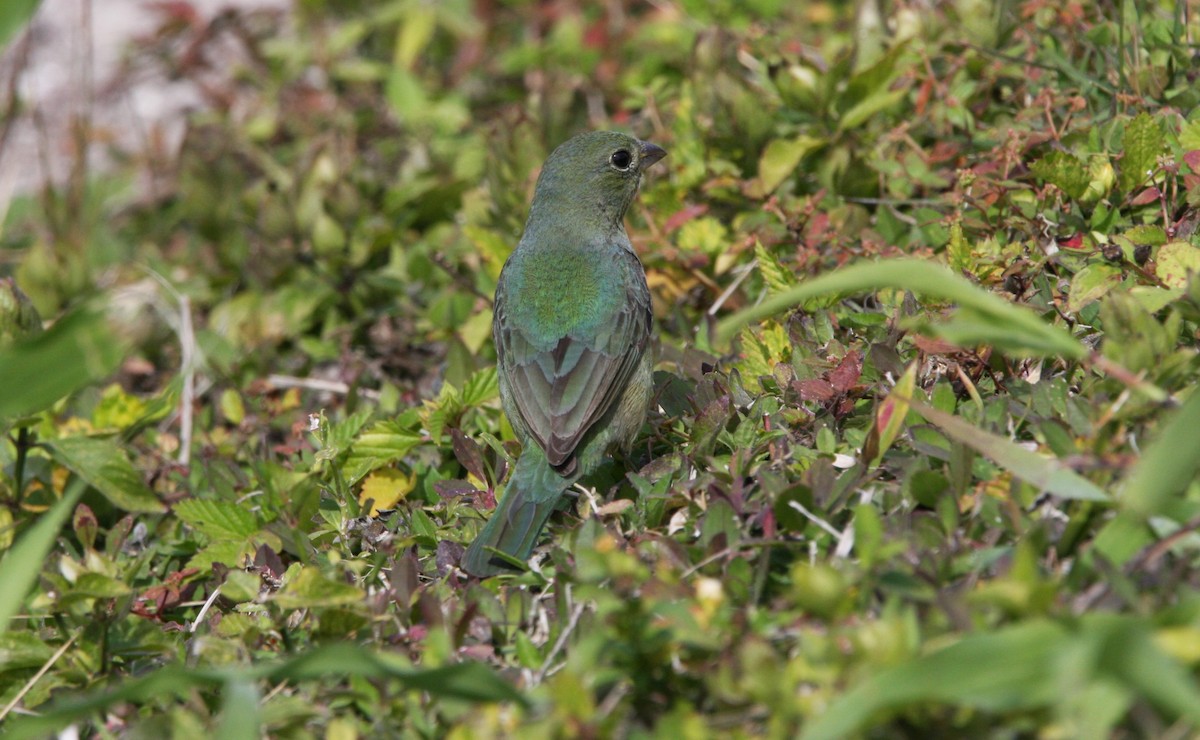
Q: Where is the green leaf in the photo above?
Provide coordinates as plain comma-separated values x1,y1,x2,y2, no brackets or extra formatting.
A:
803,616,1200,740
344,420,425,484
754,240,796,295
757,135,823,193
217,679,261,740
1156,242,1200,290
460,366,500,407
912,402,1108,501
272,566,363,609
0,479,84,636
1119,112,1164,194
1118,388,1200,517
5,645,524,739
1031,150,1090,200
174,499,260,540
714,259,1086,359
0,0,39,52
0,308,125,419
1067,264,1123,312
44,436,165,514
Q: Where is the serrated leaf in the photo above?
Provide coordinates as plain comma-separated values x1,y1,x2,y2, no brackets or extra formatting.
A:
459,366,499,407
754,240,796,295
1031,150,1090,200
344,420,425,484
1119,113,1164,194
174,499,260,540
45,436,165,514
358,468,415,517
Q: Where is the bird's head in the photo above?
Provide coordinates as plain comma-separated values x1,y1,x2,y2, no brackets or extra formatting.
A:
527,131,667,232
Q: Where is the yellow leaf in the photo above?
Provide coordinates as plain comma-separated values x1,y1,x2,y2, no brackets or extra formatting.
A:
358,468,415,517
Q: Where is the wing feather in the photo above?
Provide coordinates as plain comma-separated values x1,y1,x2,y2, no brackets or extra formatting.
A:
495,249,651,475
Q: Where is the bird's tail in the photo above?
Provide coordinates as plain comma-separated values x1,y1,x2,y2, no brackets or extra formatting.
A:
462,448,572,577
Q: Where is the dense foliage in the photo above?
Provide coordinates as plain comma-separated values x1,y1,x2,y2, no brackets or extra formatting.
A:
3,0,1200,736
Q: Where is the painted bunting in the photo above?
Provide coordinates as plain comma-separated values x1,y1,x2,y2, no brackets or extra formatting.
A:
462,131,666,577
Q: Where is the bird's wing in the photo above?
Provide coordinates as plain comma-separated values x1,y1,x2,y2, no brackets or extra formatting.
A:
494,250,651,476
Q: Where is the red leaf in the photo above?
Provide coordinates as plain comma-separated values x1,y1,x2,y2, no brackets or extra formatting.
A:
1183,150,1200,173
1057,233,1084,250
1130,187,1161,206
795,378,837,402
663,204,709,233
828,351,861,393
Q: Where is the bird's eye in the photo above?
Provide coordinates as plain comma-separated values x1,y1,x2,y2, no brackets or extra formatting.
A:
610,149,633,170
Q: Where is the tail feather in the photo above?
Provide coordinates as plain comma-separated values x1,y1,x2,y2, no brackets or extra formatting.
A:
462,450,572,577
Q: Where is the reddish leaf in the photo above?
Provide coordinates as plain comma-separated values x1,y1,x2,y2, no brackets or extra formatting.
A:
1130,187,1161,206
450,428,487,484
1057,233,1085,250
663,204,709,233
795,378,837,402
829,351,862,393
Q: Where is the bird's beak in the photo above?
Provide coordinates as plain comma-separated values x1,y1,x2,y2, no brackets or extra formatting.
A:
639,141,667,168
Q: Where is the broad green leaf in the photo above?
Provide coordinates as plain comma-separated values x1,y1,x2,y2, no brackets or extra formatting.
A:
0,0,39,52
44,436,165,514
217,678,260,740
1067,264,1122,312
1031,150,1090,200
912,402,1108,501
344,420,425,484
272,566,363,609
1156,242,1200,289
174,499,259,540
714,259,1086,359
757,135,823,193
1119,389,1200,517
1119,113,1164,194
0,308,125,419
0,479,84,636
838,88,907,132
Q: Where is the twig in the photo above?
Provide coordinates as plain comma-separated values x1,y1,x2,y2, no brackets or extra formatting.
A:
267,374,381,401
0,632,79,722
787,500,843,540
189,584,222,633
707,260,758,317
1074,515,1200,613
531,591,586,685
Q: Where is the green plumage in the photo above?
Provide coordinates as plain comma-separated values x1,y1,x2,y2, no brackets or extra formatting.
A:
462,131,666,577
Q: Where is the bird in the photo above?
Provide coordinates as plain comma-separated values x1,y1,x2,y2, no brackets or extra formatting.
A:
461,131,666,577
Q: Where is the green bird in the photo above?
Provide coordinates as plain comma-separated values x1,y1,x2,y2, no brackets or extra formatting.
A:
462,131,666,577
